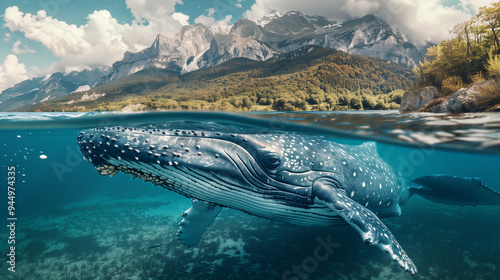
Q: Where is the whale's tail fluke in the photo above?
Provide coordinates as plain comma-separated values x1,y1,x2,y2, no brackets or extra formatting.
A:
410,175,500,206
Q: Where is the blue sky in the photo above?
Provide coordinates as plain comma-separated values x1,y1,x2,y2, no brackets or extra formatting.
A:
0,0,494,92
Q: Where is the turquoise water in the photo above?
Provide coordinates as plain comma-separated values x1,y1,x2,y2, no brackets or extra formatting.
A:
1,111,499,280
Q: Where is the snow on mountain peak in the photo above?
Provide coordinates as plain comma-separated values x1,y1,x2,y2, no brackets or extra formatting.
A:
41,74,51,82
210,21,232,36
256,10,283,27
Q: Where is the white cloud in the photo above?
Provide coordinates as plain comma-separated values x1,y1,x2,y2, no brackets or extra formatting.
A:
243,0,496,46
5,8,130,72
194,15,216,27
235,4,243,9
125,0,183,35
0,54,29,92
12,40,36,54
207,8,216,16
3,0,185,74
341,0,381,18
222,15,233,25
4,7,88,58
172,12,190,26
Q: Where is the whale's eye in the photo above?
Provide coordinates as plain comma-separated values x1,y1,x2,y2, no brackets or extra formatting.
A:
263,152,281,169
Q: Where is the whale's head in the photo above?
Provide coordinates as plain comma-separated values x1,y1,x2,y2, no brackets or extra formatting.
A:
77,126,346,206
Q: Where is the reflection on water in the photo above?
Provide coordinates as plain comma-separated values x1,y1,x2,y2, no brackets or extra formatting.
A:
254,111,500,152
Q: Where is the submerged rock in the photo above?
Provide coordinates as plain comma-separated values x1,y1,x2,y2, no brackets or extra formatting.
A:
399,86,440,113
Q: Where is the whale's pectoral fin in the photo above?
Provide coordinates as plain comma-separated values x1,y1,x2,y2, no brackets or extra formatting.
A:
411,175,500,206
312,178,417,275
176,199,223,247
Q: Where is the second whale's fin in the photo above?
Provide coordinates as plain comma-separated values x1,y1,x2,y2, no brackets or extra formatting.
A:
177,199,223,247
312,178,418,275
410,175,500,206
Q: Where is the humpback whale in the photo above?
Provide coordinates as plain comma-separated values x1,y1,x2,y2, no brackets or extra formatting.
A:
77,127,500,275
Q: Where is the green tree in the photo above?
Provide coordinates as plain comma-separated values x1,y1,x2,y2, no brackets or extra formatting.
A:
416,2,499,90
374,99,388,110
478,3,500,50
350,96,363,110
361,95,375,109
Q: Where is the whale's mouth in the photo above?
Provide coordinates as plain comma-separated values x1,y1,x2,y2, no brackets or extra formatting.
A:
95,165,119,177
95,164,175,186
77,127,243,195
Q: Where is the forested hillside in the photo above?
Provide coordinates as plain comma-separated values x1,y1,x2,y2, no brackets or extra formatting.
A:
27,47,416,112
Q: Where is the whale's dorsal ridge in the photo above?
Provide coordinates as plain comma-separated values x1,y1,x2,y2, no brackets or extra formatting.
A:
360,141,377,153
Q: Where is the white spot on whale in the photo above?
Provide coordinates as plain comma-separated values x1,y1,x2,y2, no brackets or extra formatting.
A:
362,182,366,187
351,191,355,197
39,155,47,159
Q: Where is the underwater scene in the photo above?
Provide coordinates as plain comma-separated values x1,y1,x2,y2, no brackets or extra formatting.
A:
1,111,500,280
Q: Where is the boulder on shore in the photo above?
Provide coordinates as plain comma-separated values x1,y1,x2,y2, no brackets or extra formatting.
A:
400,79,500,113
399,86,440,113
427,79,499,113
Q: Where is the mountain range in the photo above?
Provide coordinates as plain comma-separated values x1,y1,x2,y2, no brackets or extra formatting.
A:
0,11,425,111
0,67,110,111
26,46,415,112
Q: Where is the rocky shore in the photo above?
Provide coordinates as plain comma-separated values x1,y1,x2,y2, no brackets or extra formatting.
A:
400,78,500,113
